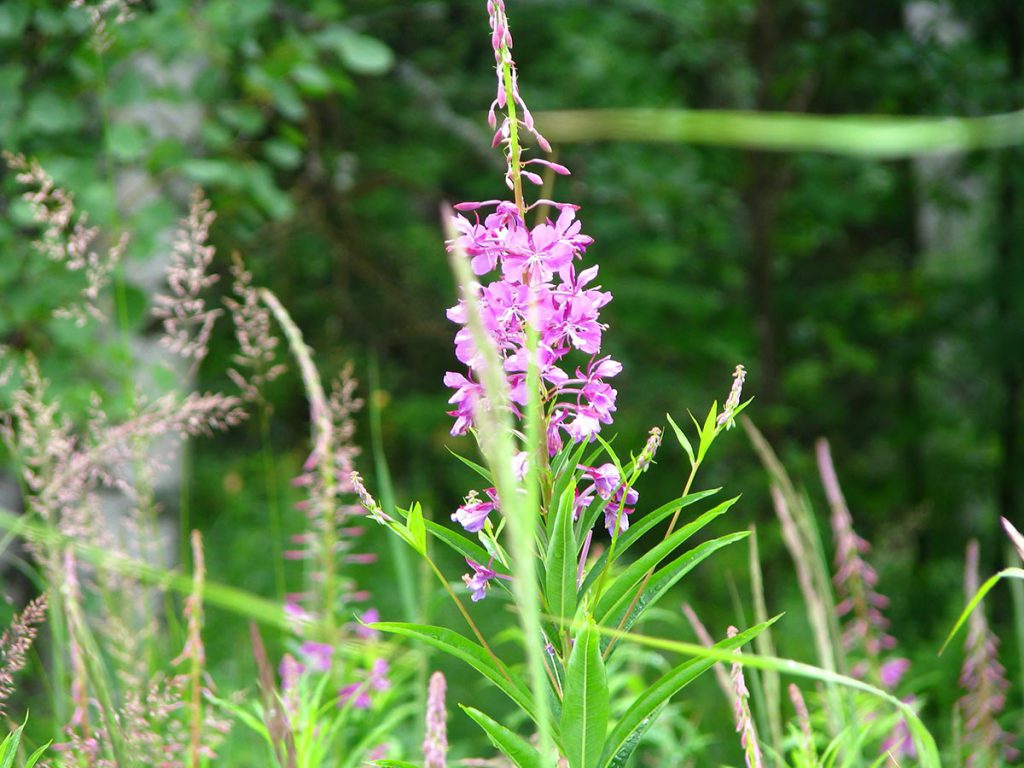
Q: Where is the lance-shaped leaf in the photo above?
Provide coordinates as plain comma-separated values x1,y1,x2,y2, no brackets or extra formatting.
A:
592,496,739,618
598,531,749,637
579,489,720,594
424,519,490,564
461,706,545,768
562,619,609,768
372,622,538,725
546,479,578,627
601,618,777,768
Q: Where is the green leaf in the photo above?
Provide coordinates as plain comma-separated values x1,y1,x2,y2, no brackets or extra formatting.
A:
578,489,720,595
180,159,242,188
596,617,941,768
340,703,417,768
600,531,750,638
371,622,539,725
263,138,304,170
613,489,721,559
107,122,148,162
666,413,695,467
592,497,739,619
445,448,494,484
939,567,1024,654
696,402,718,465
424,520,490,565
316,25,394,75
546,480,578,627
600,619,776,767
0,4,31,40
207,693,273,743
407,502,426,555
0,721,24,768
22,91,86,136
461,706,544,768
24,742,50,768
562,620,609,768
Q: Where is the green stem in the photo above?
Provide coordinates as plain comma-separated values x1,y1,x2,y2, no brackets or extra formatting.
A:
500,52,527,217
424,556,510,681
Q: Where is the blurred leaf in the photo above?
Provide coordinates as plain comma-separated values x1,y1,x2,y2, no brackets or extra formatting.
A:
315,25,394,75
107,122,148,162
0,4,31,40
263,138,303,170
291,62,333,96
23,92,86,136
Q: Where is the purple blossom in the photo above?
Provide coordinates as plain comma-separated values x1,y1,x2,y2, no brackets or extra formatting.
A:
354,607,380,640
958,540,1017,766
444,185,618,453
299,641,333,672
279,653,303,708
337,658,390,710
452,488,499,533
819,438,915,759
423,672,448,768
337,682,371,710
880,657,910,688
462,558,498,602
573,463,639,535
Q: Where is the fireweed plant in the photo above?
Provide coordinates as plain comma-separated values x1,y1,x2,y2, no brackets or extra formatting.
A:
358,3,767,767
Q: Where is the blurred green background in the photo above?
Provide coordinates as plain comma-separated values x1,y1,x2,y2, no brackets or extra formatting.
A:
1,0,1022,759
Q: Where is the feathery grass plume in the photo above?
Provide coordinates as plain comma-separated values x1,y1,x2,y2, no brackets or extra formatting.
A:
153,190,222,375
2,352,243,547
769,486,838,675
0,593,48,716
223,253,286,401
70,0,141,50
3,152,128,327
261,289,350,636
423,671,448,768
744,421,844,693
958,540,1017,767
286,365,375,630
727,626,763,768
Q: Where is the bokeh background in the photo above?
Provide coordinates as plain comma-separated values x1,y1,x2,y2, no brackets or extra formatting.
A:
1,0,1022,759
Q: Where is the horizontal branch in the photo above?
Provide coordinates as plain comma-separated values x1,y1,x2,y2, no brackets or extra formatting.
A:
535,107,1024,157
